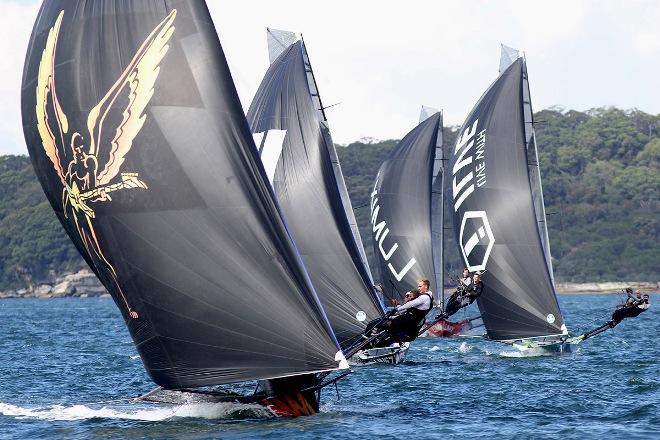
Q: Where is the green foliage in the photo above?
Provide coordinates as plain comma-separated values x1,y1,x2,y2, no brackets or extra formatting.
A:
534,108,659,281
0,156,84,289
0,107,657,288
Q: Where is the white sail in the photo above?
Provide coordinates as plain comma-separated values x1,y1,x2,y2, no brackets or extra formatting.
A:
267,28,300,64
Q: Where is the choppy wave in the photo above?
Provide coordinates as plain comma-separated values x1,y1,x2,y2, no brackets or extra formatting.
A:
0,401,273,421
1,296,657,439
498,346,556,358
458,342,472,353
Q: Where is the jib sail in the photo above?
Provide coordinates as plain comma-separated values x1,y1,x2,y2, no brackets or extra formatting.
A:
370,112,443,304
21,0,344,389
247,30,383,348
447,55,566,341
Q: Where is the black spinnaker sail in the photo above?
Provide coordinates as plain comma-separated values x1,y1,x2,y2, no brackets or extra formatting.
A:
247,30,383,349
21,0,344,390
370,111,443,304
447,54,567,341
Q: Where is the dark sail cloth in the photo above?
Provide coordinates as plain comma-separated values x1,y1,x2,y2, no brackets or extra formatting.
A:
21,1,343,389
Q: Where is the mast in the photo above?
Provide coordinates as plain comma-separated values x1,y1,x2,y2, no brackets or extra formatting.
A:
522,59,556,286
425,107,445,309
301,36,375,283
265,29,374,282
500,45,555,286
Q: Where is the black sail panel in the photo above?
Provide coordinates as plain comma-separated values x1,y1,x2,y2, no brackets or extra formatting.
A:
447,59,565,340
246,40,383,349
370,113,442,303
21,0,343,389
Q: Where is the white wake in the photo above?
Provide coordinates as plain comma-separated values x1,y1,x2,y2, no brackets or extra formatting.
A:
0,401,273,421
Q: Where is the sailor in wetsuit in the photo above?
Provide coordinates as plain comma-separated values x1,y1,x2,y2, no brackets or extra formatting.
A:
443,268,471,315
610,290,650,328
383,279,433,343
437,272,484,320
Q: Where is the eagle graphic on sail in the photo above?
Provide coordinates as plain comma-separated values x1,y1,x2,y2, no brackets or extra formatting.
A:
35,9,177,319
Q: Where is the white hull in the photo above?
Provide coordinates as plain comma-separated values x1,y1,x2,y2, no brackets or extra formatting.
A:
348,342,410,365
509,338,580,356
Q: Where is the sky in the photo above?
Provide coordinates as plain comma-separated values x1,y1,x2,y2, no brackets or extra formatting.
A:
1,0,659,155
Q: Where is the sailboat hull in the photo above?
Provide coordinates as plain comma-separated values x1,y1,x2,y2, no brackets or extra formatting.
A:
260,390,319,417
349,342,410,365
259,374,320,416
510,339,579,356
136,384,319,418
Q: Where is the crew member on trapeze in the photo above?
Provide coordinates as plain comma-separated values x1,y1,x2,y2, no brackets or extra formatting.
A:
376,279,434,346
609,289,650,328
579,289,651,341
436,271,483,320
443,267,472,312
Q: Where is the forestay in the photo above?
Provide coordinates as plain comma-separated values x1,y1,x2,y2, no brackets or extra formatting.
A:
21,0,343,389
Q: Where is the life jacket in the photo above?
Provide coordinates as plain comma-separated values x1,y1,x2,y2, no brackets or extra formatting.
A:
407,293,434,323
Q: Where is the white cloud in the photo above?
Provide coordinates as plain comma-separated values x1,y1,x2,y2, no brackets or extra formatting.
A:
2,0,659,155
0,0,40,155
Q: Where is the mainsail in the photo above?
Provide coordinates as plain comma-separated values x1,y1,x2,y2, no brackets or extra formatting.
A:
447,55,566,341
21,0,344,389
247,30,383,348
370,112,443,303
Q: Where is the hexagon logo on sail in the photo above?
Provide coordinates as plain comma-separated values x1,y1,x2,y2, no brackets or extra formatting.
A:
459,211,495,272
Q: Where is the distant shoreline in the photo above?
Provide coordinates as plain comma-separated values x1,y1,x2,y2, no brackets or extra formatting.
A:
3,286,656,299
0,269,657,299
436,281,657,296
554,281,657,294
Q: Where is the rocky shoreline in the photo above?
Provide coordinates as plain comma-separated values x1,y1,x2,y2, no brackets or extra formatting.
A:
0,270,657,298
0,270,110,299
555,281,658,294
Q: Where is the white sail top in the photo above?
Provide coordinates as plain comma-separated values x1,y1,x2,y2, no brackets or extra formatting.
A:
419,105,440,124
267,28,300,64
499,44,520,73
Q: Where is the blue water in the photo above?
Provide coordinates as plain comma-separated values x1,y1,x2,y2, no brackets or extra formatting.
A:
0,295,657,439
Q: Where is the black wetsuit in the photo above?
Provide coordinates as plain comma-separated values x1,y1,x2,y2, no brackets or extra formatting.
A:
443,281,483,319
610,298,649,327
380,293,433,345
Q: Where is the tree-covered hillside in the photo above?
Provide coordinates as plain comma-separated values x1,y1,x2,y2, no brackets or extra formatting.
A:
0,107,657,289
533,108,658,280
0,156,83,289
337,107,659,283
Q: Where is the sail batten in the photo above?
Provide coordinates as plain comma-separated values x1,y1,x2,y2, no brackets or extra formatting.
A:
247,37,383,349
448,57,565,341
22,0,342,389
